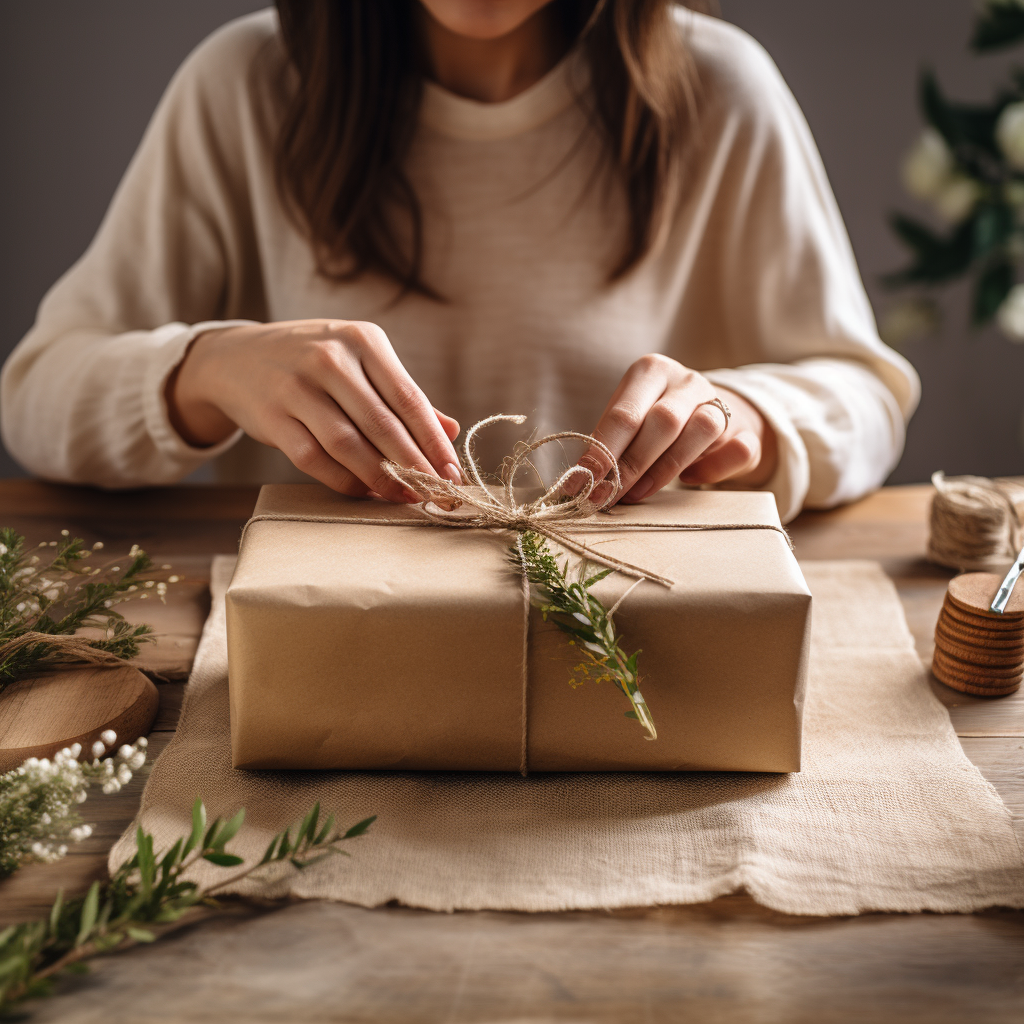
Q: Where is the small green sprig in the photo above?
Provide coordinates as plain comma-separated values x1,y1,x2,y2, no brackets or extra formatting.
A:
0,799,375,1011
0,528,173,691
512,531,656,740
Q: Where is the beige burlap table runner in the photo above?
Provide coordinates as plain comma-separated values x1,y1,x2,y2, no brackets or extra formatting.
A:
110,558,1024,915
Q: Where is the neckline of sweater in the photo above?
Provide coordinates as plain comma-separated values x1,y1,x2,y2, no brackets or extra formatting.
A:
419,46,587,141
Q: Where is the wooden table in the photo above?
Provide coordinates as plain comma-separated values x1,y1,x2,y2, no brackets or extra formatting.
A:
1,479,1022,1023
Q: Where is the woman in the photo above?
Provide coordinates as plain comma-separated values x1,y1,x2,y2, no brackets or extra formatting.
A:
0,0,919,522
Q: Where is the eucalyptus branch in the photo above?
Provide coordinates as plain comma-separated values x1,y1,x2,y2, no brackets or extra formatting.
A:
0,528,179,692
0,799,375,1011
512,530,656,740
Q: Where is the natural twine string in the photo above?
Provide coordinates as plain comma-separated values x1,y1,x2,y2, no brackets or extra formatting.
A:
927,471,1024,572
240,415,793,775
0,631,128,672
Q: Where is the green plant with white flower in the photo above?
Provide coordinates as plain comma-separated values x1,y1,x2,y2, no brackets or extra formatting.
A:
884,0,1024,344
0,527,179,692
0,732,148,880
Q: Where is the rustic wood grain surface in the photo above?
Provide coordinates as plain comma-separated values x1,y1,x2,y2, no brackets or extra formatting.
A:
0,666,158,772
0,478,1022,1023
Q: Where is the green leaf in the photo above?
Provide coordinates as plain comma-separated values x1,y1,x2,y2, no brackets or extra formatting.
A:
159,839,184,881
313,814,336,846
212,808,246,850
258,834,281,866
290,851,332,871
182,799,206,858
305,803,321,844
137,827,155,893
203,817,221,851
342,816,377,840
885,214,974,286
92,932,122,953
624,710,639,720
127,927,156,943
153,906,189,924
972,203,1014,260
972,260,1015,324
202,852,245,867
48,889,64,937
277,829,292,858
95,895,113,931
75,882,100,947
920,69,1001,157
972,3,1024,51
295,806,317,850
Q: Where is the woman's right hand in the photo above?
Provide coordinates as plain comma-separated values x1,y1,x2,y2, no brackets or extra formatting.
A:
166,319,463,502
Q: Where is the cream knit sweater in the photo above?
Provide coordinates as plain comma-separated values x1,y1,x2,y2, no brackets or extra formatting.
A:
0,9,919,523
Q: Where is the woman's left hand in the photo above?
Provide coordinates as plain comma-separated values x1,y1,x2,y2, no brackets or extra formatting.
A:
578,354,778,504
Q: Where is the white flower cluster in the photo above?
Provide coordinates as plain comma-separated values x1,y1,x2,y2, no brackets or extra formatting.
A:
0,731,149,876
996,282,1024,341
997,101,1024,171
901,128,981,224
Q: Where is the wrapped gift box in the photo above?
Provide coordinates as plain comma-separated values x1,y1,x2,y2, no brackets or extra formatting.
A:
225,484,811,772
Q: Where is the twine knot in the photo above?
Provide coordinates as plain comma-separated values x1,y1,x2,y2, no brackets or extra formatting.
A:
381,414,675,586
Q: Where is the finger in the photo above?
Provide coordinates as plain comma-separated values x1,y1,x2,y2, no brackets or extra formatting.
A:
618,403,729,503
299,399,424,503
271,416,375,498
434,408,460,442
316,358,447,482
577,359,671,485
358,330,463,482
680,431,762,486
615,397,729,497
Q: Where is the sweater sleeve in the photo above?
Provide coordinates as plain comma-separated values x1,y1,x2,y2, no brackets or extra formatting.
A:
0,13,279,487
681,17,920,523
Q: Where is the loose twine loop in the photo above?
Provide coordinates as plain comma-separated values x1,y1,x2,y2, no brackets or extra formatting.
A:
382,414,678,586
380,413,792,587
928,471,1024,572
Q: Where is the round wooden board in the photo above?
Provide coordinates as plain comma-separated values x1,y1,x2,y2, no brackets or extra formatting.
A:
0,666,158,772
947,572,1024,617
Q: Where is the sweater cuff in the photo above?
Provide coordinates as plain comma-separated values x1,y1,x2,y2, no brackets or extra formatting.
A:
142,320,252,469
702,368,810,524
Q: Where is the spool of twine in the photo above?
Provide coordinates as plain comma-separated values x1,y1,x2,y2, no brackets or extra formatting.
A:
927,471,1024,572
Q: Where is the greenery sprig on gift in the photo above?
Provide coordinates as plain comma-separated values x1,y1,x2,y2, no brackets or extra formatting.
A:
0,732,149,880
0,528,177,692
0,798,375,1011
884,0,1024,343
512,531,656,740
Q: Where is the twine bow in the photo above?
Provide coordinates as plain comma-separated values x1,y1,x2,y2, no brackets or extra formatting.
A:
381,414,675,587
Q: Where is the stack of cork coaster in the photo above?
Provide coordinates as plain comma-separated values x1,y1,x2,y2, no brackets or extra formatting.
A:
932,572,1024,696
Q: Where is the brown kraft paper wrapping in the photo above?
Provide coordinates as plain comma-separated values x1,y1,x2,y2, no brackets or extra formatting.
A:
225,484,811,772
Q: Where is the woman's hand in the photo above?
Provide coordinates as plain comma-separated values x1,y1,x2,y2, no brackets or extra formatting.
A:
166,319,462,502
579,354,777,504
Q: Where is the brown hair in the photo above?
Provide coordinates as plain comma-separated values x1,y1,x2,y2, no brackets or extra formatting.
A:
274,0,711,296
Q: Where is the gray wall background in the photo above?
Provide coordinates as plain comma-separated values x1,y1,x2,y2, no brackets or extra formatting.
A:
1,1,1022,484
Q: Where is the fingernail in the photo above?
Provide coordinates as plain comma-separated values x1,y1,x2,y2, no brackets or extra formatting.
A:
563,474,583,496
443,462,463,485
622,475,653,503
